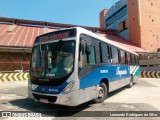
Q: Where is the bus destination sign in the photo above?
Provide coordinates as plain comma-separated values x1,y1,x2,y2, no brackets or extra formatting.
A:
35,29,76,44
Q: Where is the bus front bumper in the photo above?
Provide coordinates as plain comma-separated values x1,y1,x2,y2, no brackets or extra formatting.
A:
28,85,98,106
28,88,80,106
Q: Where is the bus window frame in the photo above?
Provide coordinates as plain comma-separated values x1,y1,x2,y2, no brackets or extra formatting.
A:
119,49,126,65
79,34,97,68
99,42,110,64
126,52,131,65
110,46,120,64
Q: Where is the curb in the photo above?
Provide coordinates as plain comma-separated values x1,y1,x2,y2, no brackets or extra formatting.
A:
141,71,160,78
0,72,28,82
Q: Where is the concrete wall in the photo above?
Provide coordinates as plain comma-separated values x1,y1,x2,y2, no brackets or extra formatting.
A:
100,9,108,28
128,0,160,52
139,59,160,66
139,0,160,52
104,0,160,52
141,66,160,72
128,0,141,47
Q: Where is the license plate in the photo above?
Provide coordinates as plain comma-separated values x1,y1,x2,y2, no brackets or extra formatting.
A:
40,99,49,103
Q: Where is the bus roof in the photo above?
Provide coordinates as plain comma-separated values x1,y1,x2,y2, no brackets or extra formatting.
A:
35,27,138,56
75,27,138,56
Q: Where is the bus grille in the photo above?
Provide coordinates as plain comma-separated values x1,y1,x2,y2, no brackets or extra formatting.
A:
32,93,57,103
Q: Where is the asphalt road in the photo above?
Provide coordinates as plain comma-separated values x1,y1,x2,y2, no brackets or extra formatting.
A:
0,78,160,120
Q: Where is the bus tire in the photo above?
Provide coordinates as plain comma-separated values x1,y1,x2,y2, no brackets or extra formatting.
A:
94,83,108,103
128,75,133,88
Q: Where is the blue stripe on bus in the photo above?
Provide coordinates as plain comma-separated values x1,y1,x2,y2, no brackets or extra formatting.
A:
32,82,68,94
80,65,131,89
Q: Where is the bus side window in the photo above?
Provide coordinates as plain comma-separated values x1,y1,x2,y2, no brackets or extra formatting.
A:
126,53,131,65
100,42,109,63
125,52,127,64
89,46,96,64
135,56,139,65
107,45,111,59
130,54,133,65
120,50,125,64
134,55,136,65
79,42,87,69
131,54,135,65
111,46,119,64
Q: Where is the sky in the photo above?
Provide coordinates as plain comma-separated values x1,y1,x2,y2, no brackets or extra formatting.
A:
0,0,119,27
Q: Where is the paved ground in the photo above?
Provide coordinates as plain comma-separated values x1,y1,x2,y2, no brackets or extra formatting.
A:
0,78,160,120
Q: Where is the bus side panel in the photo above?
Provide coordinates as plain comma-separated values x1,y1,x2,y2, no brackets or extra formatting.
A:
130,65,140,83
58,86,98,106
80,65,131,91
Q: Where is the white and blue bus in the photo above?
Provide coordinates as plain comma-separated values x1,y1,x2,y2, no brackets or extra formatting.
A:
28,27,140,106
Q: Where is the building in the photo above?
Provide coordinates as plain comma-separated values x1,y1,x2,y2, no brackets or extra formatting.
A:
100,0,160,52
0,17,145,72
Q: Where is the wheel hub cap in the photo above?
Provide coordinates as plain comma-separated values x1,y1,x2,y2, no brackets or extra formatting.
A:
98,87,104,98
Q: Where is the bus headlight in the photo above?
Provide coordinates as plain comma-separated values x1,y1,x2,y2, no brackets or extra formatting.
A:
62,81,75,94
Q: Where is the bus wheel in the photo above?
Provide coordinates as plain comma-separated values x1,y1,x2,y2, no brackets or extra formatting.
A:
94,83,107,103
128,76,133,88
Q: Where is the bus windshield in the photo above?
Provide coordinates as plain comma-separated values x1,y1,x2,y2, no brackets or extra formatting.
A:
31,40,75,78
